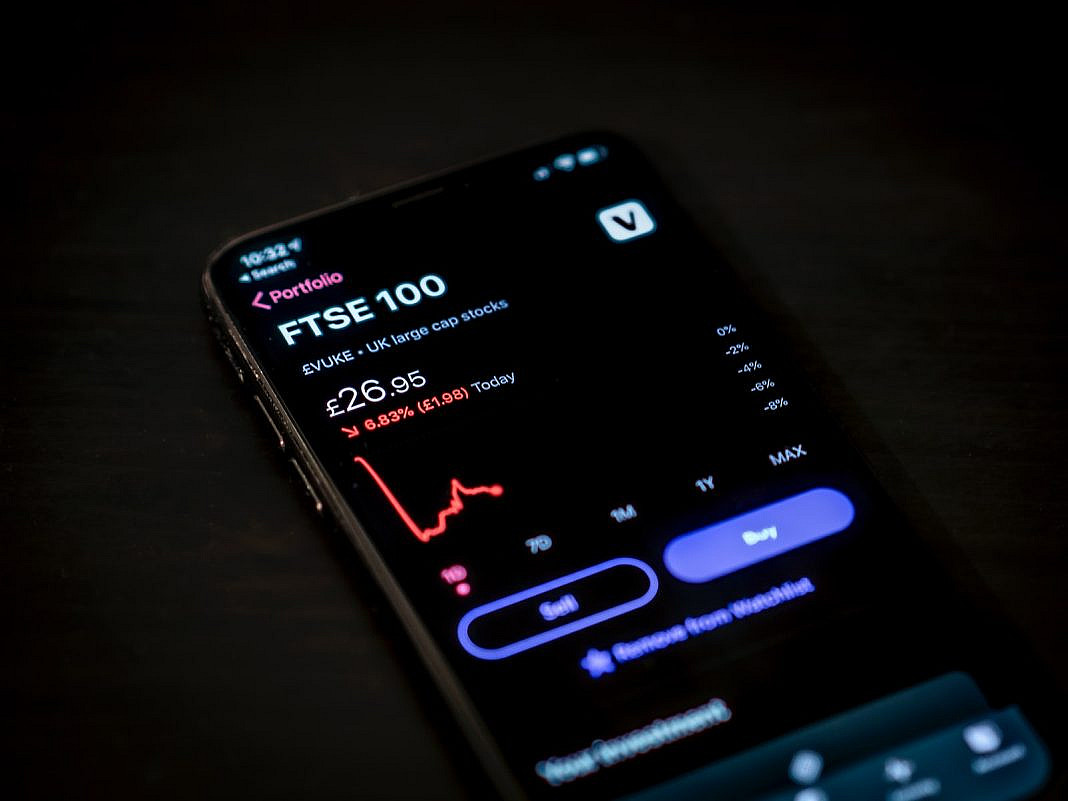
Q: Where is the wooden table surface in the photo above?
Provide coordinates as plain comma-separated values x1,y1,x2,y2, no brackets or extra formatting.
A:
4,3,1065,798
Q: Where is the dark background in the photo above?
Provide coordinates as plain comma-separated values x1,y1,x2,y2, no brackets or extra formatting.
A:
3,3,1065,798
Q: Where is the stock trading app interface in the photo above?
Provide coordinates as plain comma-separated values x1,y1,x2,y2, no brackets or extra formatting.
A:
210,138,1052,800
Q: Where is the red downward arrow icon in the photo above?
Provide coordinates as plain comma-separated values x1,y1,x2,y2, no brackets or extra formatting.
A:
251,291,271,310
341,426,360,438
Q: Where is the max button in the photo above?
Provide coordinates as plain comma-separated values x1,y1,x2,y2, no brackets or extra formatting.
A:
663,487,855,584
457,557,659,660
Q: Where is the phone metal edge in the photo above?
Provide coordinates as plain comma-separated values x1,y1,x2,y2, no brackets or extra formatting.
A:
200,132,656,801
199,131,1067,800
201,255,529,801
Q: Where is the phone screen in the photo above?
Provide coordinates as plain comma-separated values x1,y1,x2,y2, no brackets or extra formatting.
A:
205,134,1056,800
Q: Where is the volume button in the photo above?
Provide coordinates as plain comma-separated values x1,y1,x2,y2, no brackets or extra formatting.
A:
221,344,245,383
289,459,324,516
252,395,286,451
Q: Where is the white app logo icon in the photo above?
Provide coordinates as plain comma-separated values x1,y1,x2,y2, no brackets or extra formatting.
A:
963,721,1003,754
597,199,657,242
884,756,915,783
787,749,823,785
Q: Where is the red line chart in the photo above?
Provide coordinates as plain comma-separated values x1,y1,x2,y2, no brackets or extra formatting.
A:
352,456,504,543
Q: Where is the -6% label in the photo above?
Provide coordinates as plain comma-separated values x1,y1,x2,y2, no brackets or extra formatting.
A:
326,370,426,418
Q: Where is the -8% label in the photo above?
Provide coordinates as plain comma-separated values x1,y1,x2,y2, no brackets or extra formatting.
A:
326,370,426,418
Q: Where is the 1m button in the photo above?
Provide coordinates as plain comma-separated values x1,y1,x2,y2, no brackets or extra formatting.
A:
457,558,658,660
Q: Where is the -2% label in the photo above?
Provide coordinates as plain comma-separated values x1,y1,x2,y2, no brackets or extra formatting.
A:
326,370,426,417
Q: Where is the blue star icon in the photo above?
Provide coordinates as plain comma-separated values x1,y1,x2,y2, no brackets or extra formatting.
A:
580,648,615,678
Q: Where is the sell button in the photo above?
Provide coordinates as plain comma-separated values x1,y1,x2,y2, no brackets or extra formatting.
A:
663,487,855,584
457,557,658,660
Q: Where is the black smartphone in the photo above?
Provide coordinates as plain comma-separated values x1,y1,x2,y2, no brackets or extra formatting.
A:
202,133,1060,800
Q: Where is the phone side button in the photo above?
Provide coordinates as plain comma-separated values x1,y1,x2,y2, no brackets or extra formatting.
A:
252,395,286,452
220,344,245,384
289,459,324,516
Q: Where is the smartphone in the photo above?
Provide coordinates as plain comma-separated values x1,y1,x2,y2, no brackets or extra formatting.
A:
202,133,1060,800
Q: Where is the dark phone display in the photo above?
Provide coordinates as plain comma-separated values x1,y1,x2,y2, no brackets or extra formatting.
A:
208,137,1052,800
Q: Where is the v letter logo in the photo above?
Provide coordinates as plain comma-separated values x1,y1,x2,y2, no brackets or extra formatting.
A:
611,210,638,231
597,200,657,242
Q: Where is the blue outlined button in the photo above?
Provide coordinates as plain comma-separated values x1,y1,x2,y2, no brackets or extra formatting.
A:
457,557,658,660
663,488,855,584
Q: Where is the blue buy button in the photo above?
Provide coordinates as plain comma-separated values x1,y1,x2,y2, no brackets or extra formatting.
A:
663,488,855,583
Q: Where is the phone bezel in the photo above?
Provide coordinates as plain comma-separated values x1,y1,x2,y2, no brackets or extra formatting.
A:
201,133,637,801
201,131,1062,800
